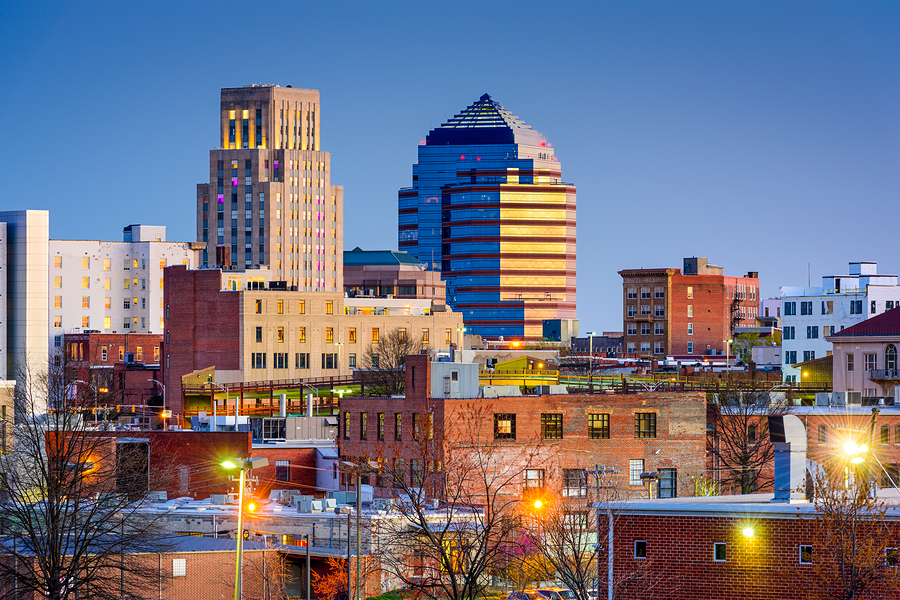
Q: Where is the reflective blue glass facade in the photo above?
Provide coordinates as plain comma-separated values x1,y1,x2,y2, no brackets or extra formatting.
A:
398,95,576,340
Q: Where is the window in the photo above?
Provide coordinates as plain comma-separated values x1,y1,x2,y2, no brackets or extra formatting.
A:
372,328,379,343
104,317,110,329
298,327,306,343
494,414,516,439
714,543,727,562
688,323,693,335
626,343,635,353
687,286,693,299
629,459,644,486
136,347,143,362
349,327,357,343
640,342,650,352
541,413,563,439
255,299,263,313
251,353,266,368
784,301,796,316
412,413,420,440
627,287,637,299
588,414,610,439
887,345,898,370
276,460,289,481
627,305,636,317
124,278,131,290
82,316,89,328
54,256,62,269
421,328,429,343
850,300,863,315
800,545,812,565
104,278,110,290
563,469,587,497
104,297,111,309
325,327,333,343
865,353,877,371
274,352,288,369
398,328,407,342
255,327,263,343
343,412,350,439
360,412,368,440
101,346,108,361
154,347,159,362
785,350,797,364
298,300,305,314
803,350,815,362
119,347,125,361
325,300,333,315
658,468,677,498
641,287,651,299
348,353,356,368
172,558,187,577
635,413,656,438
784,326,795,340
627,324,637,335
881,426,890,445
655,286,664,299
654,342,664,354
395,413,402,440
872,300,877,314
524,469,544,489
887,548,899,567
378,413,385,440
640,304,650,315
82,277,90,289
655,305,664,317
640,323,651,336
818,425,828,444
634,540,647,559
82,256,90,269
296,352,310,369
747,425,757,444
687,341,694,354
807,326,818,339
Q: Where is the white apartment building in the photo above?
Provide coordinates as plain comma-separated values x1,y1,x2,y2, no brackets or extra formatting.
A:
49,225,204,351
780,261,900,382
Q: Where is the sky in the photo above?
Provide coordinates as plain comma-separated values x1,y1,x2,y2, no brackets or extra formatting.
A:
1,0,897,333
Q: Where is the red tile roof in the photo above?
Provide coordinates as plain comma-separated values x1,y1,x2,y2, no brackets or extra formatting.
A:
833,307,900,337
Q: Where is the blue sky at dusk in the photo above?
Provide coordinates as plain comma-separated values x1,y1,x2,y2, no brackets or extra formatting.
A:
1,0,897,332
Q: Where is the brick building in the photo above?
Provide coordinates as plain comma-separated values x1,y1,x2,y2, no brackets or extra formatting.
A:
63,331,163,410
161,266,463,421
619,257,759,360
339,355,707,500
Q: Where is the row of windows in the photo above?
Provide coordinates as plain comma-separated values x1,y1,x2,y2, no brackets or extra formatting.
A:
54,316,158,330
625,305,665,317
785,299,898,317
52,257,181,271
625,342,666,354
53,276,163,291
250,352,353,370
493,412,657,440
845,346,898,372
65,343,159,363
626,323,665,336
252,325,440,345
343,411,432,441
54,295,154,311
626,287,665,300
632,541,827,566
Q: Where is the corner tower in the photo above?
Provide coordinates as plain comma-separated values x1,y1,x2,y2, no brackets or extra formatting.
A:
398,94,576,341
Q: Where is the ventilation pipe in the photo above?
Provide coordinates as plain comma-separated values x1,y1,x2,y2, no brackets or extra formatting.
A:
280,393,287,418
307,392,313,418
768,414,807,503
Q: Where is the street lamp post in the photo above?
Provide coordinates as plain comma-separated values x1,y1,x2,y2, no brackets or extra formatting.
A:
456,327,465,361
341,460,378,600
723,339,733,376
220,457,269,600
586,331,597,392
74,379,98,424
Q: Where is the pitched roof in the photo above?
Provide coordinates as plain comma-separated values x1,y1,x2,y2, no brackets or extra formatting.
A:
426,94,547,147
832,307,900,337
344,247,424,267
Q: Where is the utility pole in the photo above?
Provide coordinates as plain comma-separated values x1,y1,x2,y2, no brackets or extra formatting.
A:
586,465,618,600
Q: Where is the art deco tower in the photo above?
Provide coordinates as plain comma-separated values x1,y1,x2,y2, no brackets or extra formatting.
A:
398,94,576,341
197,85,343,291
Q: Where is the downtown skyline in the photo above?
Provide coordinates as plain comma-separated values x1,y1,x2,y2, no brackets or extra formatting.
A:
1,0,897,333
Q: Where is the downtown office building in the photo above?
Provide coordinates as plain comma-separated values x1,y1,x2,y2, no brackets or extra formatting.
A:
398,94,576,341
196,85,343,292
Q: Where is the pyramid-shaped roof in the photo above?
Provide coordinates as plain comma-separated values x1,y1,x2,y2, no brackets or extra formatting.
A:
832,307,900,337
426,94,547,147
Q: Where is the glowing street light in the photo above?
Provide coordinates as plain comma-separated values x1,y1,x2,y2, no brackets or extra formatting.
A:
220,457,269,600
742,526,755,538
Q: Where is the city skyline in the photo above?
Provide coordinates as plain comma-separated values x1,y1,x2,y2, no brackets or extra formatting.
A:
1,0,897,332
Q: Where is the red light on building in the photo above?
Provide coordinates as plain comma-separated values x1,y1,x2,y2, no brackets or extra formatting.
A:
459,155,465,160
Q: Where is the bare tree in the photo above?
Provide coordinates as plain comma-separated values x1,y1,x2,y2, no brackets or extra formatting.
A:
362,327,430,397
0,357,175,600
360,401,547,600
794,471,900,600
706,383,790,494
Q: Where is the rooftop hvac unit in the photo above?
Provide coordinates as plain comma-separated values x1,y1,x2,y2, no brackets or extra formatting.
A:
832,391,862,406
815,392,832,406
211,494,229,505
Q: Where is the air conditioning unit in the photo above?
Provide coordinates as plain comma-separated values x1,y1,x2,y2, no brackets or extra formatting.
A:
832,391,862,406
815,392,832,406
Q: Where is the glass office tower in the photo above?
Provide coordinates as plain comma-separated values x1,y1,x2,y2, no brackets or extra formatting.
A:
398,94,576,341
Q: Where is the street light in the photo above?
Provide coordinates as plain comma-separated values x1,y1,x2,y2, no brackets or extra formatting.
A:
586,331,597,391
74,379,99,424
723,339,734,375
220,456,269,600
341,460,379,600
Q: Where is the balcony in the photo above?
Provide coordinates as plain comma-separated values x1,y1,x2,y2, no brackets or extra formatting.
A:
869,369,900,381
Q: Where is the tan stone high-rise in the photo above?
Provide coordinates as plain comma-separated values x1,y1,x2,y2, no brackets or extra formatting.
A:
196,85,343,291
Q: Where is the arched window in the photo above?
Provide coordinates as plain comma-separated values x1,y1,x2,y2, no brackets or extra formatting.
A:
886,344,898,371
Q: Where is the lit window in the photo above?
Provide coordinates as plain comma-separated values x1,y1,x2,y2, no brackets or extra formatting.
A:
54,256,62,269
277,327,285,343
172,558,186,577
298,328,306,343
446,328,452,344
54,316,61,327
54,296,62,308
422,328,429,343
687,286,693,299
800,545,812,565
159,259,167,270
326,327,334,343
494,414,515,439
159,278,164,290
104,317,111,329
634,540,647,559
136,347,143,362
154,347,159,361
349,328,357,343
124,279,131,290
629,459,644,485
81,316,89,328
524,469,544,489
277,300,284,314
589,414,610,439
372,328,379,343
81,296,89,309
635,413,657,438
540,413,563,439
325,300,333,315
54,276,62,289
298,300,305,314
82,256,90,269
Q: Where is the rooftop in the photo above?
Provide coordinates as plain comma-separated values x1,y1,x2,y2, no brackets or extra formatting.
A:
425,94,547,147
832,306,900,337
344,247,424,267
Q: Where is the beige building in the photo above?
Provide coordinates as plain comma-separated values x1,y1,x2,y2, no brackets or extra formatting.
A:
162,266,464,417
196,85,342,291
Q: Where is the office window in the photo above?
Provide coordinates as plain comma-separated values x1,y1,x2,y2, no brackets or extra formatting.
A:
82,277,90,289
445,328,452,344
655,286,664,299
658,468,677,498
687,305,693,317
799,545,812,565
634,540,647,559
378,413,385,440
654,305,664,317
395,413,402,440
325,327,333,343
81,316,89,328
255,327,263,343
255,299,263,314
640,342,650,352
640,304,650,315
372,328,379,343
865,354,877,371
494,414,516,439
541,413,563,439
421,328,429,343
54,256,62,269
687,286,693,299
626,342,635,353
104,317,110,329
349,328,357,343
588,414,610,439
81,256,89,269
154,347,159,362
298,300,305,314
524,469,544,489
348,353,356,368
278,327,285,343
627,324,637,336
343,412,350,439
275,460,289,481
641,287,651,299
687,323,693,335
299,327,306,343
136,347,143,362
714,543,727,562
119,347,125,361
687,342,694,354
654,342,664,354
398,328,407,342
627,305,636,317
562,469,588,497
251,353,266,369
277,300,284,314
635,413,657,438
360,412,368,440
325,300,334,315
627,287,637,299
640,323,651,336
654,322,664,335
629,459,644,485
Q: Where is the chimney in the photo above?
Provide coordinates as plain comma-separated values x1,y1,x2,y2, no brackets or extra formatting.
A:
768,415,807,503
